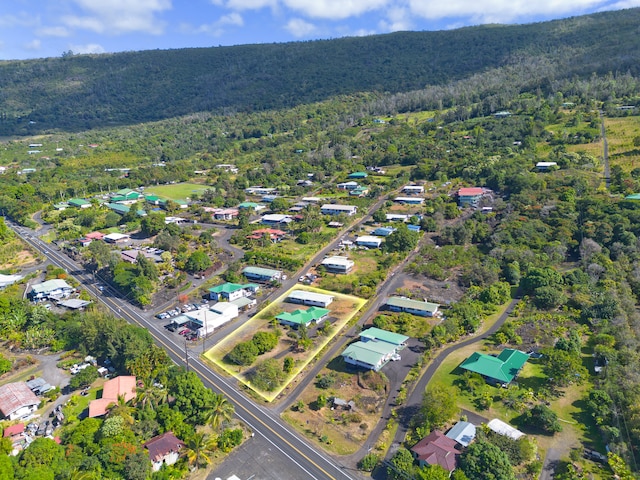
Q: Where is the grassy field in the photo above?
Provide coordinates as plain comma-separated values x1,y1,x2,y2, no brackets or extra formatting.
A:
145,182,208,201
598,116,640,172
204,285,366,401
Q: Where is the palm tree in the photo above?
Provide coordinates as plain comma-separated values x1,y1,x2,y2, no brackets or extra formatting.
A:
135,383,168,410
206,393,234,431
182,432,216,470
107,394,135,425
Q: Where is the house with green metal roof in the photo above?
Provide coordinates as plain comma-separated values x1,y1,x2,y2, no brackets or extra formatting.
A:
68,198,91,209
105,203,146,217
459,349,529,385
238,201,260,210
145,194,161,205
208,282,260,302
342,340,397,371
242,266,282,283
625,193,640,200
385,296,440,317
276,307,330,328
111,189,143,204
115,188,142,198
348,171,368,179
359,327,409,349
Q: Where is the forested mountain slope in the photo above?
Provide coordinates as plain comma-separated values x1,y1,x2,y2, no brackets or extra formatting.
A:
1,8,640,135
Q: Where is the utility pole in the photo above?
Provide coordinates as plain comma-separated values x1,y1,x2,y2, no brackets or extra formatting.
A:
184,338,189,371
202,310,208,354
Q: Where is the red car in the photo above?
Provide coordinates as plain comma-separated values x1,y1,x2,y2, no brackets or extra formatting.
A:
178,329,191,336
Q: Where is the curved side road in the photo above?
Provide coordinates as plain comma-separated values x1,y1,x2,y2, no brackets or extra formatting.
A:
386,296,520,459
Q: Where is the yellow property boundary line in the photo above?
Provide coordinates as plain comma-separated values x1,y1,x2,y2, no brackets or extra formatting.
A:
204,285,366,401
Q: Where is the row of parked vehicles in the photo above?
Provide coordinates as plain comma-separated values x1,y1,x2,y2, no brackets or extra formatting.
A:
155,300,208,320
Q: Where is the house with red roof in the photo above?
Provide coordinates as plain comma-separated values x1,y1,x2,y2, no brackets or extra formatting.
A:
85,231,105,241
144,431,185,471
246,228,287,242
410,430,460,472
88,376,136,418
457,187,486,208
3,423,25,438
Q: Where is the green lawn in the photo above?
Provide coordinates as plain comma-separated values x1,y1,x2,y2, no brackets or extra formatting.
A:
144,182,208,201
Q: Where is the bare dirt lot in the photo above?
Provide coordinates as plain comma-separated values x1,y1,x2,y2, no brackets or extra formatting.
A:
396,276,465,305
282,358,388,455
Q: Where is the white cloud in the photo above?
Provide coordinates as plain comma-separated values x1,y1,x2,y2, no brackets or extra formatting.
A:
284,18,316,36
62,0,172,35
379,6,413,32
183,12,244,36
37,26,71,37
0,13,39,28
223,0,277,10
283,0,390,19
599,0,640,8
218,12,244,26
24,39,42,51
407,0,617,23
69,43,106,54
215,0,388,18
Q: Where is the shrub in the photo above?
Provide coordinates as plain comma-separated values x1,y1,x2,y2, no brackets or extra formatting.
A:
217,428,243,452
316,374,336,389
358,453,379,472
251,331,278,355
228,341,259,366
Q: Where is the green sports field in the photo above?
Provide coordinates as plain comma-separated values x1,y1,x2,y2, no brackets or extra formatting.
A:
144,182,208,201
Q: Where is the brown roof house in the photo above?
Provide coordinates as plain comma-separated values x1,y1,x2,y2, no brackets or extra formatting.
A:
144,431,185,471
0,382,40,420
410,430,460,472
88,376,137,418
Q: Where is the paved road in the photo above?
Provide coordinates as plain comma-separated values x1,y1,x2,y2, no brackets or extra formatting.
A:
387,295,520,459
7,219,358,480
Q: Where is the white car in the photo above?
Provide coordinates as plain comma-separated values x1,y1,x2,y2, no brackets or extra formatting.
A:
390,354,401,361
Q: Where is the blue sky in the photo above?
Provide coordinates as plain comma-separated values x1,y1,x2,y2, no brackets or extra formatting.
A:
1,0,639,60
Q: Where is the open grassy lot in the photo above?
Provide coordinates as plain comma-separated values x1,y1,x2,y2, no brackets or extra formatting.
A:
145,182,208,201
598,116,640,172
204,285,366,401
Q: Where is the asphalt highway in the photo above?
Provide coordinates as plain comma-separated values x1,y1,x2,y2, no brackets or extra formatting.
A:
8,220,357,480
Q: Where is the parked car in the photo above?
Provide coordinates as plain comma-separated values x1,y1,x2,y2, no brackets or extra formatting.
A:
178,329,191,336
390,353,401,361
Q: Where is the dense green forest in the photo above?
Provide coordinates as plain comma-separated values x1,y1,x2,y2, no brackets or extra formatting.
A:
1,8,640,135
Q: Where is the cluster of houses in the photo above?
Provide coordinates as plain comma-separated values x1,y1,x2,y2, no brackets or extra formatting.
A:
0,372,199,471
410,417,525,474
55,188,191,217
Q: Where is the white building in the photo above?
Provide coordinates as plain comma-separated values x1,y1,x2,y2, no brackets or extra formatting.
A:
287,290,334,308
0,382,40,420
402,185,425,195
261,214,292,225
29,279,74,301
103,232,130,244
356,235,383,248
337,181,360,190
386,214,409,222
320,204,358,216
186,302,239,336
321,256,355,274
